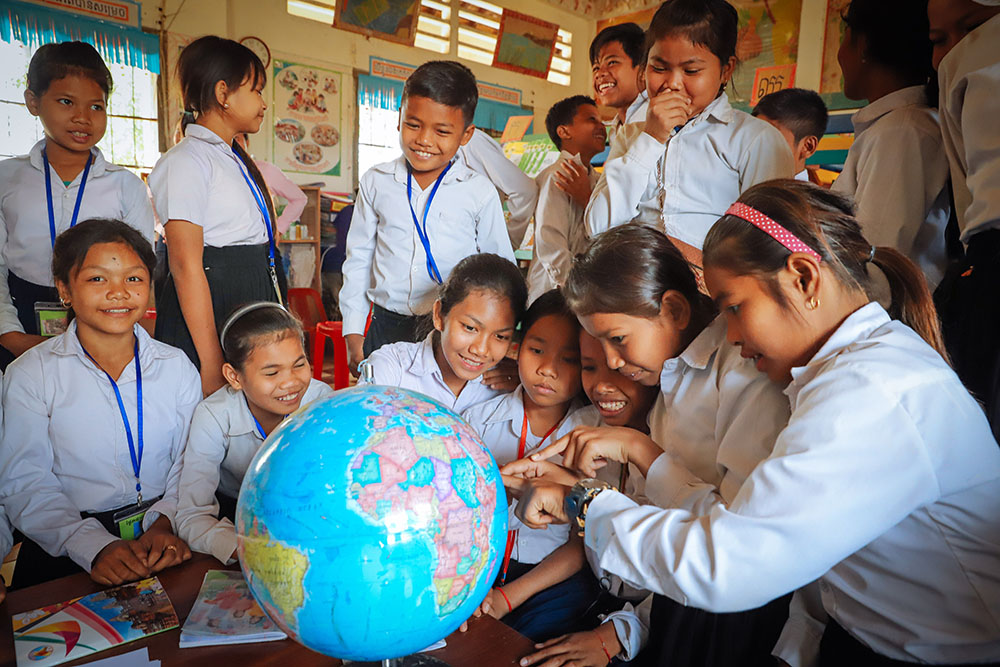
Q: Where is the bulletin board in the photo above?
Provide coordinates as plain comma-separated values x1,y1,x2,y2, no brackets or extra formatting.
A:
818,0,860,110
271,59,344,177
729,0,803,110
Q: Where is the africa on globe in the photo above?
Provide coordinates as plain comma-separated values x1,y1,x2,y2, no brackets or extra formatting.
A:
235,385,508,661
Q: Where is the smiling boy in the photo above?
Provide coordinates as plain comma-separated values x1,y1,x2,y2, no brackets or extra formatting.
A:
339,61,515,373
590,23,648,136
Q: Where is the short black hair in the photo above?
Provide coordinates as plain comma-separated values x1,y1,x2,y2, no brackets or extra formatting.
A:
843,0,934,86
52,218,155,287
646,0,739,68
27,41,113,97
402,60,478,127
545,95,597,149
178,35,266,116
521,288,578,340
752,88,829,143
589,22,646,68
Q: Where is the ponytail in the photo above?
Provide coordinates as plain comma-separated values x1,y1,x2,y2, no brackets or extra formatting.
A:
703,180,949,362
870,246,947,360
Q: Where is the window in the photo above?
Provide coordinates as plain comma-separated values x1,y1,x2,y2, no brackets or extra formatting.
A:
288,0,451,54
457,0,572,86
0,38,159,174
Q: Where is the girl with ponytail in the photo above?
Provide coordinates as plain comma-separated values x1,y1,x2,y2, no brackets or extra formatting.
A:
509,180,1000,665
148,35,286,396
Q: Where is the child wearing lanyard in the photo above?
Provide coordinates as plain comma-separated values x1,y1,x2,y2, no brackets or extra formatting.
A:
359,253,526,414
148,36,285,397
0,42,154,368
175,302,333,564
462,289,618,643
0,219,200,589
585,0,794,268
340,61,515,375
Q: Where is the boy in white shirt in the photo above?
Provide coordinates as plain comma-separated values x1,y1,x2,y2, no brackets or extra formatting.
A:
526,96,607,303
340,61,514,374
752,88,828,185
590,23,648,136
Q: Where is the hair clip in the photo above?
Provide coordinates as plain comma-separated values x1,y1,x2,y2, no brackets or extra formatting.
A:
725,202,822,262
219,301,288,353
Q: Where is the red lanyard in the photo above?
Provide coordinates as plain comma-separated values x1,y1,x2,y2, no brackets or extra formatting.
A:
500,411,561,585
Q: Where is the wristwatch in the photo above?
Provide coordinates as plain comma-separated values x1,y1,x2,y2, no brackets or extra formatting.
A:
565,478,614,537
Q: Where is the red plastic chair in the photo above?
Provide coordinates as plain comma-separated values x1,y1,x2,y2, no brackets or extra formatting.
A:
286,288,350,389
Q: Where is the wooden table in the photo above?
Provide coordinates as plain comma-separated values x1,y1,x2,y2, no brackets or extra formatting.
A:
0,554,535,667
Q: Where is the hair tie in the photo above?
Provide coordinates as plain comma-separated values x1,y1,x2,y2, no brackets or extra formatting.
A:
725,202,822,262
219,301,288,354
867,245,876,263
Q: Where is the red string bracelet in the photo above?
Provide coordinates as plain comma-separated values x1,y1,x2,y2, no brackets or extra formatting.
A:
496,587,513,613
595,630,613,663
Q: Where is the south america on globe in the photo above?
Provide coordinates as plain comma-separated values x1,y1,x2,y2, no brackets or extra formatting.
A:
235,385,508,661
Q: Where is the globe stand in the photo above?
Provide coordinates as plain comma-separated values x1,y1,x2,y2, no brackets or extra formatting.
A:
349,656,451,667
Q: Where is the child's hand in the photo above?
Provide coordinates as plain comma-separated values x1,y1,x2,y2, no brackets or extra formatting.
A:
508,478,571,529
482,357,519,392
554,161,593,208
474,588,511,620
519,625,621,667
644,88,692,143
91,539,151,586
501,458,584,488
138,516,191,572
346,334,365,379
532,426,659,478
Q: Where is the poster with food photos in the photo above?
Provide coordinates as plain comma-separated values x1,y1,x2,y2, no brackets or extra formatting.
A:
272,60,342,176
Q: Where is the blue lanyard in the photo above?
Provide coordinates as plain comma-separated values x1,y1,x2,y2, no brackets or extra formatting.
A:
406,162,452,285
43,149,93,248
81,336,144,504
244,395,284,439
233,151,282,304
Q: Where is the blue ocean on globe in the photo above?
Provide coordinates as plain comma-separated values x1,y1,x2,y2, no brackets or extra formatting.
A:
235,384,508,661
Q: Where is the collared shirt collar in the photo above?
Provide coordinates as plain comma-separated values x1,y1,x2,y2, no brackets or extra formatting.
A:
51,319,171,378
623,90,649,125
660,315,727,381
377,155,478,186
787,302,891,395
558,150,592,172
28,139,109,179
407,333,488,388
851,86,928,134
184,123,231,147
690,92,735,127
226,386,261,438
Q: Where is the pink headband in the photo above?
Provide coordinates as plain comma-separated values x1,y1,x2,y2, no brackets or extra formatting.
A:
725,202,822,262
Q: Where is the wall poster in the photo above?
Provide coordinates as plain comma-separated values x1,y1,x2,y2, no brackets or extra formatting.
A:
729,0,802,110
493,10,559,79
271,59,343,176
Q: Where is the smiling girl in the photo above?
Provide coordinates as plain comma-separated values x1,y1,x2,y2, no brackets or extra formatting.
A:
585,0,794,266
360,253,526,413
0,42,154,367
0,219,200,589
174,302,333,564
149,36,285,396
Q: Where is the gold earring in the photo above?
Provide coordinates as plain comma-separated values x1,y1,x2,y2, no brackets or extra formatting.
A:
60,297,70,308
806,296,819,310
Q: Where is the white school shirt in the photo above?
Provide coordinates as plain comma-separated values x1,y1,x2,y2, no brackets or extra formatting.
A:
832,86,950,287
147,124,269,248
599,316,791,660
586,93,795,249
609,91,649,142
526,151,599,303
938,12,1000,242
462,389,610,565
457,129,539,249
0,321,201,571
585,302,1000,664
359,334,504,414
175,378,333,564
338,157,514,336
0,141,154,337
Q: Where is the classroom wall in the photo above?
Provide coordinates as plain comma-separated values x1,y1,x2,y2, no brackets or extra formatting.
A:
139,0,596,192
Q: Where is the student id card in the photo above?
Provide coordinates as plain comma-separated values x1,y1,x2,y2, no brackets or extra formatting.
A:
34,301,69,337
112,498,157,540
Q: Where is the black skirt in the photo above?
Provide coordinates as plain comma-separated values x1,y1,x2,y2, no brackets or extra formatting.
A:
155,243,286,368
636,593,791,667
819,619,1000,666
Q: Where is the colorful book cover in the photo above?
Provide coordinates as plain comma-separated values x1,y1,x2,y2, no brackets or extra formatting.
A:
13,577,178,666
179,570,285,647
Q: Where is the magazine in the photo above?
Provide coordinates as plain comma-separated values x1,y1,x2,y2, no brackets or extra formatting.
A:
179,570,286,648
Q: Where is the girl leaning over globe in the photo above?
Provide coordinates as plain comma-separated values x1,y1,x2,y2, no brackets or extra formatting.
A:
0,218,199,590
173,302,333,564
358,252,527,413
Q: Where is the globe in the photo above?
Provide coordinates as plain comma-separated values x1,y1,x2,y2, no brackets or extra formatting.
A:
235,385,508,661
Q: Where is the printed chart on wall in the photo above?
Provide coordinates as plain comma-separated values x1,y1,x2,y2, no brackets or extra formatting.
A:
728,0,802,111
819,0,858,110
272,60,342,176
